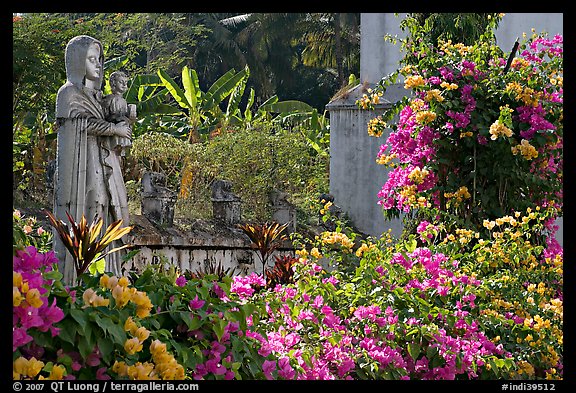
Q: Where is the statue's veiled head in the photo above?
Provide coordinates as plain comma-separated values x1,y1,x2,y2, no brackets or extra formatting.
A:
64,35,104,89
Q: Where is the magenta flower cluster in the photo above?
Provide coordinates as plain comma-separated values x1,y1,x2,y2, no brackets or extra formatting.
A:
13,246,65,351
192,325,239,380
229,247,511,380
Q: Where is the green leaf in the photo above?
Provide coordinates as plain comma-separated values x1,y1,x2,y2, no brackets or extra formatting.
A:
180,312,202,331
182,66,199,109
57,319,77,345
42,270,63,281
203,68,249,111
70,309,88,332
103,55,128,72
212,318,227,342
88,258,106,275
78,335,93,359
244,88,255,120
226,77,247,119
394,287,405,295
406,238,417,253
158,69,190,109
261,100,314,114
97,333,114,364
406,327,419,337
125,74,163,102
94,315,127,345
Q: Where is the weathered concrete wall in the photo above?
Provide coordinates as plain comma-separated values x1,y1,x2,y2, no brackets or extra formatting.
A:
125,215,295,276
127,245,295,276
326,83,406,238
360,13,407,84
495,13,563,53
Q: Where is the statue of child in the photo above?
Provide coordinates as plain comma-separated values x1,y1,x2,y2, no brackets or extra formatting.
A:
102,71,136,154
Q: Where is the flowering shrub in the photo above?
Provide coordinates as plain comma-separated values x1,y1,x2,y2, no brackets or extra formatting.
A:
229,204,562,380
13,203,562,380
13,209,52,253
130,266,269,380
13,238,180,380
359,31,563,244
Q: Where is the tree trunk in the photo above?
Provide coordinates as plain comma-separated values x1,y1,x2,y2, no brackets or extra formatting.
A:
334,13,345,87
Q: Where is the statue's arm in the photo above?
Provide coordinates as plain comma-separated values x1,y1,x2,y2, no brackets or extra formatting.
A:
56,85,130,138
85,117,119,136
56,116,128,137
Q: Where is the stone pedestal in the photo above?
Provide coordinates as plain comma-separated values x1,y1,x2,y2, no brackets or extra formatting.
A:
270,189,297,233
211,179,242,226
141,171,176,227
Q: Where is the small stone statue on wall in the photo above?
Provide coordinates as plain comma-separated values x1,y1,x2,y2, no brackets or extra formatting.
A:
53,35,133,284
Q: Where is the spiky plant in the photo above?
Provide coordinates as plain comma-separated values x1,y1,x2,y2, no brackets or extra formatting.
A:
186,260,237,281
238,221,289,275
265,254,298,289
45,210,133,280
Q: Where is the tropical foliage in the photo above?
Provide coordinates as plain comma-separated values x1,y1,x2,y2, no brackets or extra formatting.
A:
13,13,562,383
45,211,133,280
128,120,329,224
13,12,347,211
238,222,289,274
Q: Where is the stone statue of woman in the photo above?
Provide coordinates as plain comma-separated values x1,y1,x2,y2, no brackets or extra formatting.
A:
53,35,132,285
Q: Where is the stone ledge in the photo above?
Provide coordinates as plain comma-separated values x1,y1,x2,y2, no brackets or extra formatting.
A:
127,214,293,250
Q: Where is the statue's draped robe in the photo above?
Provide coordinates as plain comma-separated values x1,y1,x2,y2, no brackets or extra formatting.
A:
54,38,129,284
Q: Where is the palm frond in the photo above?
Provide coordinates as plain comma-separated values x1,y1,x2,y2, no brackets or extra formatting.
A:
219,13,253,28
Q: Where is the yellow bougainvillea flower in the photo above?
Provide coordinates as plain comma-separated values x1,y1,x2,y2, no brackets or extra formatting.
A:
25,288,44,308
82,288,110,308
415,110,437,125
127,362,156,380
13,287,24,307
99,274,110,289
118,276,130,288
132,291,153,319
489,120,513,140
112,285,132,309
13,357,45,379
112,360,129,376
124,316,139,335
150,339,167,357
135,327,151,343
404,75,426,90
13,271,23,288
39,364,66,380
124,337,144,355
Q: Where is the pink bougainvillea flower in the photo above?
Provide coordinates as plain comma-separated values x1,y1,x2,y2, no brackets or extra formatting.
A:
205,358,227,375
96,367,111,380
312,295,324,309
189,295,205,310
262,359,276,380
277,357,295,379
86,347,101,367
12,327,33,351
175,275,187,287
